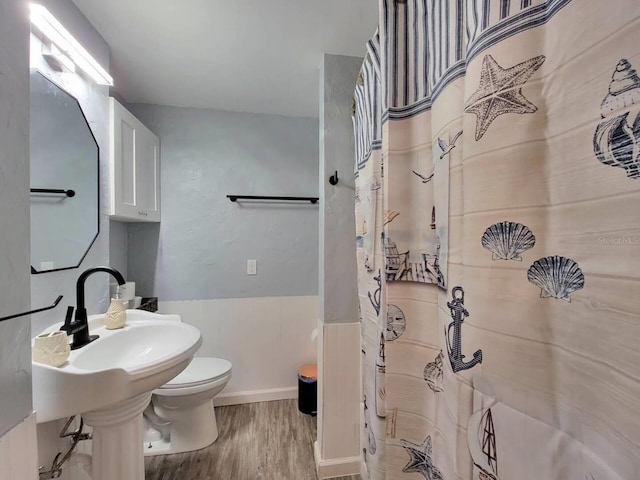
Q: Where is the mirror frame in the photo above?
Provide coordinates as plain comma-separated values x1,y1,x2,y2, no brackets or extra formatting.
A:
30,69,100,275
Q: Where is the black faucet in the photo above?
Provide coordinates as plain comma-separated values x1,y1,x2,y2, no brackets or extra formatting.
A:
61,266,126,350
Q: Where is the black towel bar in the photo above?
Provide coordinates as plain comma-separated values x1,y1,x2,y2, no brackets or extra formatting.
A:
0,295,63,323
30,188,75,197
227,195,318,204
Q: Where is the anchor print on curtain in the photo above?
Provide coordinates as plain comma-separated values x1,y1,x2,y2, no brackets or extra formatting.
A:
445,287,483,373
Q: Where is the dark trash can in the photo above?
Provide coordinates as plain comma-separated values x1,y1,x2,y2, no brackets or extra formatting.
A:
297,364,317,415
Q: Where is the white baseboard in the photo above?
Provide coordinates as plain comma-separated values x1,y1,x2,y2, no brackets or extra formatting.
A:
213,386,298,406
314,440,361,479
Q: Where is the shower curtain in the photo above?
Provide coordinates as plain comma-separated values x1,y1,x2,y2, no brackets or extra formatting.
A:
353,1,640,479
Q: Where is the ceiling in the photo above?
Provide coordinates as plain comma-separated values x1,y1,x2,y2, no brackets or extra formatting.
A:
71,0,378,118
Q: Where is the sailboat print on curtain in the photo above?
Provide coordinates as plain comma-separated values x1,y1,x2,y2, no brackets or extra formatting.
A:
468,405,500,480
467,394,629,480
481,409,498,478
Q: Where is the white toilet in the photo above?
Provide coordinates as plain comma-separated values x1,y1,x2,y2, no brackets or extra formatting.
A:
143,356,232,456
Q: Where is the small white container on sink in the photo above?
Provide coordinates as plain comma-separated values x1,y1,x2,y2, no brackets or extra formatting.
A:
32,331,70,367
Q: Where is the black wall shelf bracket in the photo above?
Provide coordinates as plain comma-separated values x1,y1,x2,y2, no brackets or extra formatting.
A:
227,195,318,204
0,295,63,323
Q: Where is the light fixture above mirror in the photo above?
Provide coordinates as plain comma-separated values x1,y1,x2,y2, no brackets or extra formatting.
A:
29,4,113,86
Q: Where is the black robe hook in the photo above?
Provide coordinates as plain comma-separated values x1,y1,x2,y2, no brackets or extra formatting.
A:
329,171,339,185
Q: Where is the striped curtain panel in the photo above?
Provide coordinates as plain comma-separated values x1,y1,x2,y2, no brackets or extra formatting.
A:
353,1,640,479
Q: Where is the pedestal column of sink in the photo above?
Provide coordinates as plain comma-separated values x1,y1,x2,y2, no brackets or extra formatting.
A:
82,392,152,480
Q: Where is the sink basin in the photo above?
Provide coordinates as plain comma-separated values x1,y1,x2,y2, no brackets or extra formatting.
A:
32,310,202,423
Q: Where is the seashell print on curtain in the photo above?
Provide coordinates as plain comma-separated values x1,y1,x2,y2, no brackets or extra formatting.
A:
481,221,536,261
527,256,585,302
593,59,640,179
423,351,444,393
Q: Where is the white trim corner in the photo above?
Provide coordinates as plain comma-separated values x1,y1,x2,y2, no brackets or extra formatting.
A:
314,440,362,479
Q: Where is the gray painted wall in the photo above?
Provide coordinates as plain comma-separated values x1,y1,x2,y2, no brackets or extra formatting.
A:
319,54,361,324
109,220,129,279
29,0,113,337
127,104,319,300
28,0,116,471
0,0,31,437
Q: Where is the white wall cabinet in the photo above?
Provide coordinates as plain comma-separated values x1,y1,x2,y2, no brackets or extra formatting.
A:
109,98,160,222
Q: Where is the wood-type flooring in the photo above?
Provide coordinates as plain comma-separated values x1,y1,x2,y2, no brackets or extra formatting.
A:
145,399,362,480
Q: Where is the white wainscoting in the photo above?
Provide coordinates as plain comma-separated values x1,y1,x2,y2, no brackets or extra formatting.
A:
0,414,38,480
159,296,318,405
315,321,361,479
37,417,93,480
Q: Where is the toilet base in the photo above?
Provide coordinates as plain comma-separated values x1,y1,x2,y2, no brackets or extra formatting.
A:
143,400,219,456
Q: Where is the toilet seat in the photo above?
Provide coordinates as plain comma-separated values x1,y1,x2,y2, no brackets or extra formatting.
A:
154,357,232,396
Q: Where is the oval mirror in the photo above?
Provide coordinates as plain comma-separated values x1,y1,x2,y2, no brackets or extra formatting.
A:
30,71,99,274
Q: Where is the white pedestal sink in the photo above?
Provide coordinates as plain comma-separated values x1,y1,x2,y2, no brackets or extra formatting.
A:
32,310,202,480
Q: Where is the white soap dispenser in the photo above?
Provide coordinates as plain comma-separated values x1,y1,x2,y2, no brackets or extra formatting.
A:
105,286,127,330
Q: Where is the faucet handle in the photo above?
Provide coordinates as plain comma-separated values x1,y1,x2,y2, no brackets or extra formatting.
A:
60,306,75,333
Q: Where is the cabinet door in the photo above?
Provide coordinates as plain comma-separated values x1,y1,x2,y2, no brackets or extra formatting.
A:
109,98,160,222
135,123,160,222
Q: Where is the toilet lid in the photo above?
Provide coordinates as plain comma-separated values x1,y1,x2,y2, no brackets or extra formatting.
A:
161,357,232,389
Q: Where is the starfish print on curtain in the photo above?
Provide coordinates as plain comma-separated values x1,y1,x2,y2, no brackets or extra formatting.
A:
465,54,546,140
400,435,444,480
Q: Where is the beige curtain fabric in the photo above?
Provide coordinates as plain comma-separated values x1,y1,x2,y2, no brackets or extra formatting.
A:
354,1,640,479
